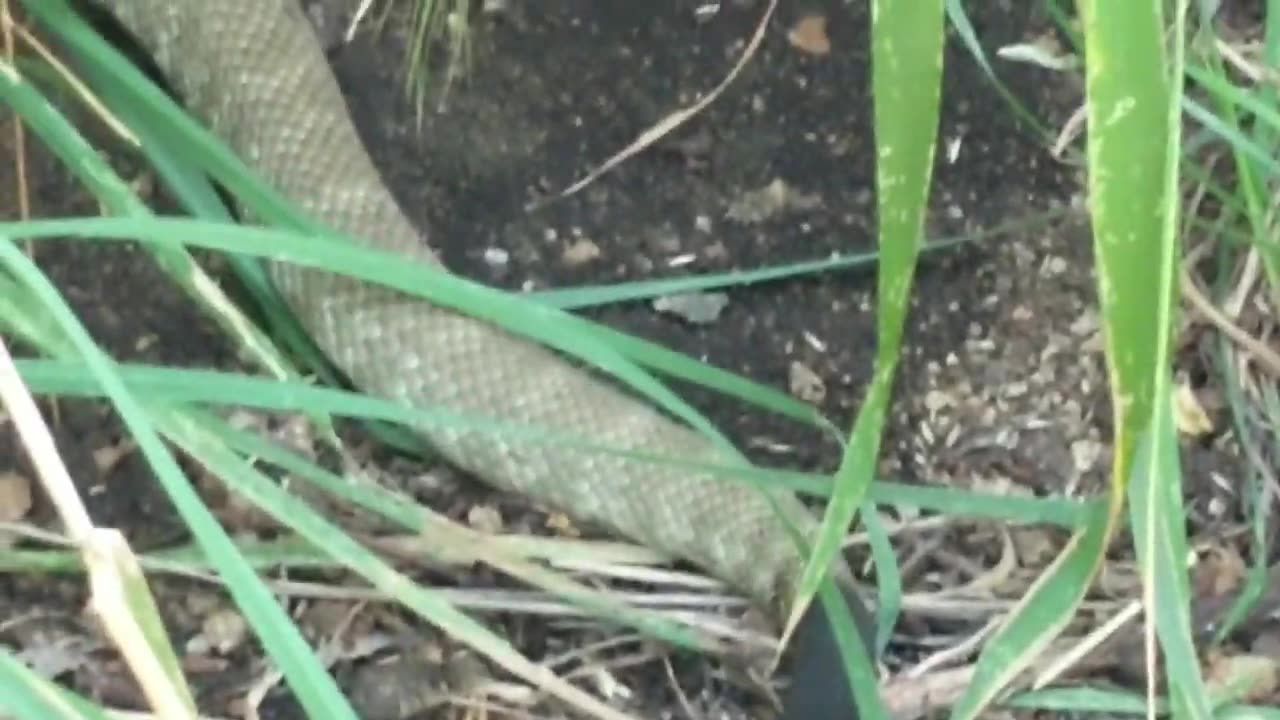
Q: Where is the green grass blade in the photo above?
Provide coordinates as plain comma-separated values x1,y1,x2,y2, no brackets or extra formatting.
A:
28,0,749,458
943,0,1056,143
191,410,706,651
13,356,1094,515
0,243,359,720
949,505,1110,719
1083,0,1213,715
158,408,640,720
1128,413,1211,718
0,29,302,387
785,1,946,717
534,235,983,310
0,650,111,720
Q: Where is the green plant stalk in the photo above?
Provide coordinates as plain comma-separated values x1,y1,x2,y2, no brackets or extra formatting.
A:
784,1,945,717
1083,0,1212,715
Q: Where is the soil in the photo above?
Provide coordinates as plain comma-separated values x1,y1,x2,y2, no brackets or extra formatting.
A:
0,1,1272,719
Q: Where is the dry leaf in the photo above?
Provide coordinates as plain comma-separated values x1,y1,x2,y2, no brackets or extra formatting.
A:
788,15,831,56
1174,381,1214,437
1205,652,1278,703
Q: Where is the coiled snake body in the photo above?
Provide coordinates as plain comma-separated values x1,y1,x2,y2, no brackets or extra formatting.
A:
87,1,874,716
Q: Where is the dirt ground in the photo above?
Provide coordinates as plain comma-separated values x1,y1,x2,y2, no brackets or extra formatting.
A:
1,1,1273,718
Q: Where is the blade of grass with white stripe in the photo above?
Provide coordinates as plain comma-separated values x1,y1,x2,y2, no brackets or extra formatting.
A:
950,0,1189,715
1218,708,1280,720
1008,686,1163,715
781,1,945,718
1086,0,1212,716
533,234,994,310
949,505,1109,719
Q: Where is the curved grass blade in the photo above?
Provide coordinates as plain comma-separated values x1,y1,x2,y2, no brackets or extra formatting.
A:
12,356,1097,526
534,235,985,310
160,408,642,720
0,33,302,391
25,0,754,459
0,243,359,719
782,2,946,718
949,504,1110,719
0,650,112,720
1085,0,1210,715
943,0,1056,144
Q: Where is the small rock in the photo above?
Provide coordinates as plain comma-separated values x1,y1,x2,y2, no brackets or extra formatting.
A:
1173,381,1214,437
561,238,601,266
466,504,504,534
482,247,510,267
923,389,953,414
789,361,827,404
651,292,729,325
1070,438,1101,475
198,608,248,655
726,178,821,224
703,240,729,261
0,471,33,522
298,600,356,641
1251,629,1280,661
1206,653,1278,703
349,656,447,720
443,650,490,694
546,511,581,538
1010,526,1057,566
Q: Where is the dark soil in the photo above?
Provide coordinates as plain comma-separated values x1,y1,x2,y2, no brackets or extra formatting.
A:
1,1,1271,718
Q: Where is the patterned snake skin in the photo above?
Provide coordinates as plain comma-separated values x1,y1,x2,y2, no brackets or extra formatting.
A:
89,1,873,713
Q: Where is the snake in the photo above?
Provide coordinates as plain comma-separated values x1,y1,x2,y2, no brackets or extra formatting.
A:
80,1,876,716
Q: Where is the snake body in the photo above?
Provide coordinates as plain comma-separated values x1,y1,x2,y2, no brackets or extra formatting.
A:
87,0,873,714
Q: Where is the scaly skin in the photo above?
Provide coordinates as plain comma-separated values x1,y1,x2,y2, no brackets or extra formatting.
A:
89,2,873,712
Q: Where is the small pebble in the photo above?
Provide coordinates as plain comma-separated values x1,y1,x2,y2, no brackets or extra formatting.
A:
651,292,729,324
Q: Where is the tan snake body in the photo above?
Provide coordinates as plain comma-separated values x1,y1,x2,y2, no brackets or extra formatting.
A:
83,1,875,716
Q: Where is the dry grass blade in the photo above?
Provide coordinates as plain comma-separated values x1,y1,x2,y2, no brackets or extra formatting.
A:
0,338,196,717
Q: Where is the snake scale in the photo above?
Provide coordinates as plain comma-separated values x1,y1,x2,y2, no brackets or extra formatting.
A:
85,1,875,716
